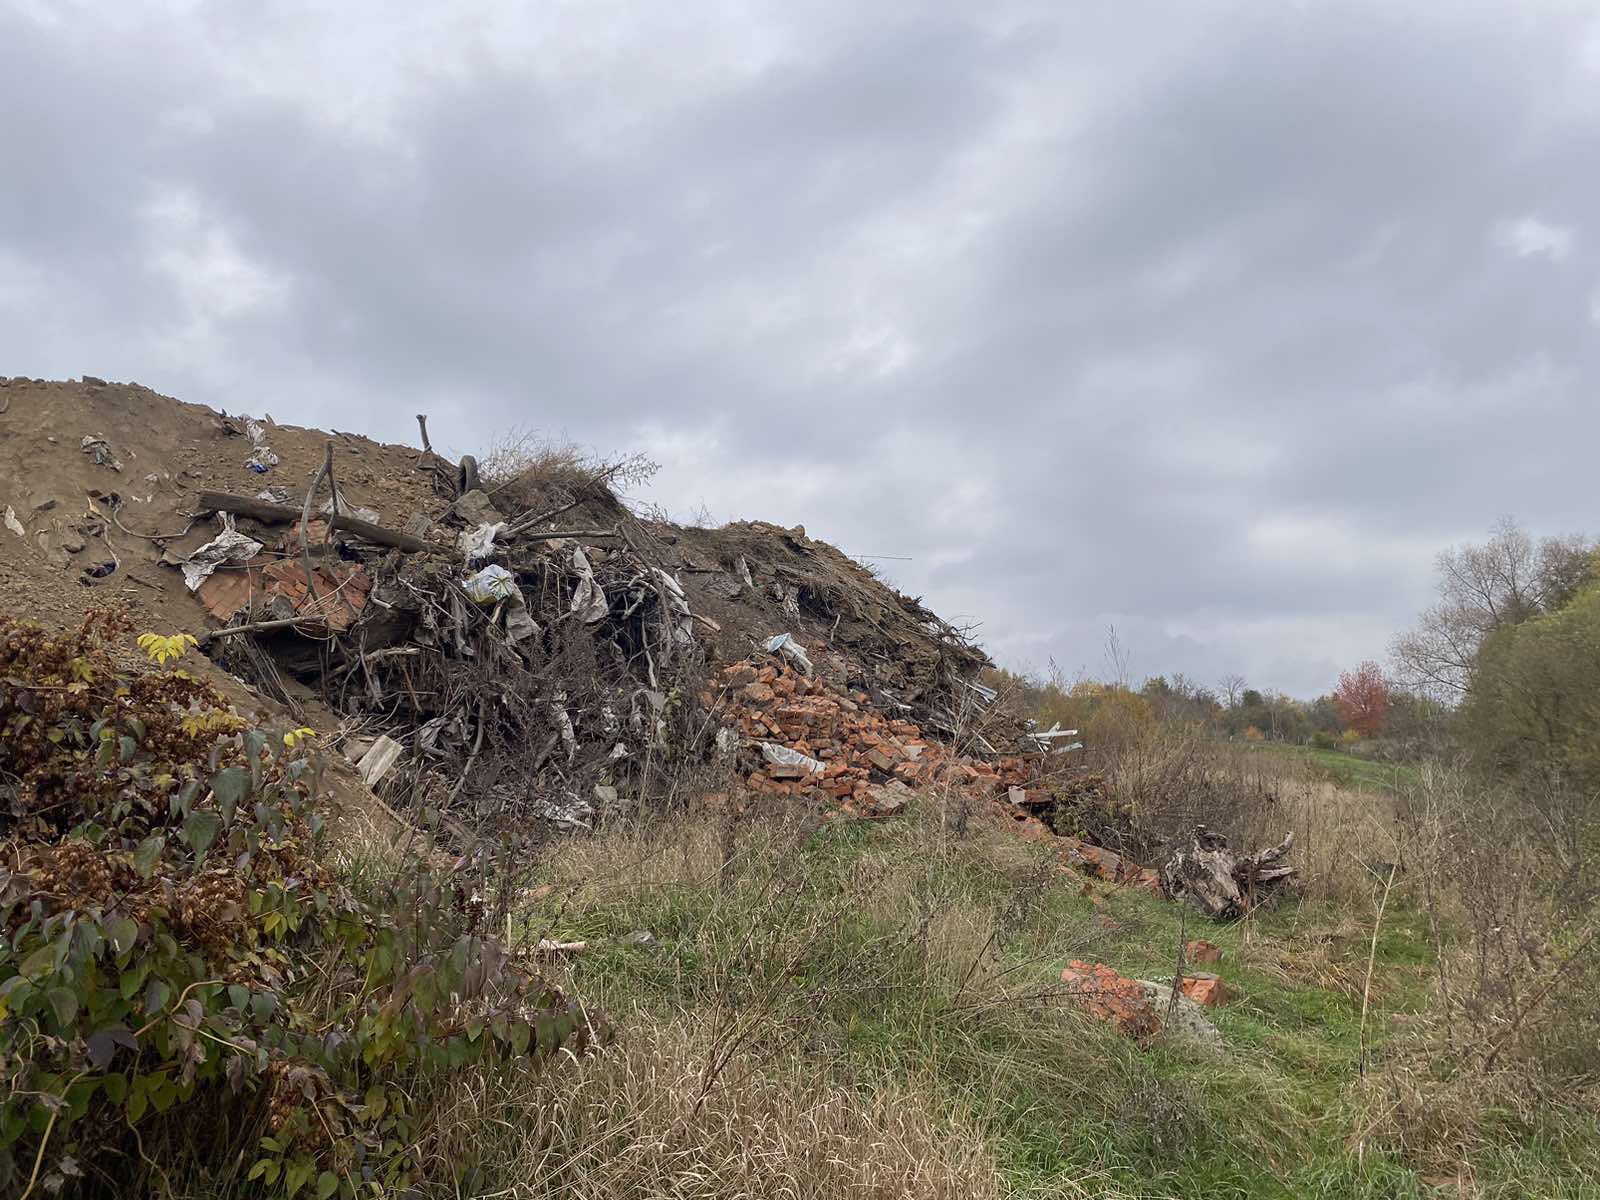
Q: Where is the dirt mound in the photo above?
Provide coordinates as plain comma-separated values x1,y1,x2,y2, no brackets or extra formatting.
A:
0,377,1064,838
0,376,438,645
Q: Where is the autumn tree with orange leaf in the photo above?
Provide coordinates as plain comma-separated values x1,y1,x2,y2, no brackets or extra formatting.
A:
1334,660,1390,738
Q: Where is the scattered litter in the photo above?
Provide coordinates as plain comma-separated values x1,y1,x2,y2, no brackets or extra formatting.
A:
255,487,292,504
654,569,694,645
759,741,826,777
80,435,123,471
569,546,609,623
504,592,540,642
462,564,517,604
535,793,592,831
1027,721,1084,753
357,735,406,788
534,939,588,956
459,521,505,564
241,416,280,473
550,696,578,762
179,517,263,590
766,632,813,675
3,507,22,537
620,930,656,949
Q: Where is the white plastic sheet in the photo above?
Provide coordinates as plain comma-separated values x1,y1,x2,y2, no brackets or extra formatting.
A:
759,741,825,776
180,516,263,590
570,546,609,623
459,521,505,564
766,632,813,676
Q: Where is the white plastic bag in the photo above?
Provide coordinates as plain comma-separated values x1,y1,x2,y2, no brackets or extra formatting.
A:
463,563,517,603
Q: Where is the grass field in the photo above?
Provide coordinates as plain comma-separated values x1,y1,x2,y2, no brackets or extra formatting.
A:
462,802,1600,1199
1249,741,1424,795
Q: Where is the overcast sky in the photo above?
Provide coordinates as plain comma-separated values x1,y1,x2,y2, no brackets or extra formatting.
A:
4,1,1599,695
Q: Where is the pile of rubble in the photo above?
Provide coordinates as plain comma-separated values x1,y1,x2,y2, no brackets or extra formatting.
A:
707,658,1066,830
1060,943,1232,1048
0,381,1300,916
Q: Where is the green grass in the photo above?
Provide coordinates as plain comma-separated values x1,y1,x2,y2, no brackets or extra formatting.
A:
514,808,1600,1199
1251,742,1423,794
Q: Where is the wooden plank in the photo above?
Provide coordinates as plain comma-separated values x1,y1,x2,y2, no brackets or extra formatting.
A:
193,491,433,552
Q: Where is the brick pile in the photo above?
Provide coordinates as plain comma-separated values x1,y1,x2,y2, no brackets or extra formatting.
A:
1059,960,1163,1043
708,659,1173,899
1061,959,1231,1046
710,660,1050,827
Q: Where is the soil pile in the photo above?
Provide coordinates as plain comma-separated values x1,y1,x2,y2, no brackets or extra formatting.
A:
0,376,1077,840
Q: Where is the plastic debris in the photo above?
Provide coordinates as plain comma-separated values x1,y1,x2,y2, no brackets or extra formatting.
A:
759,741,825,776
357,735,405,787
239,416,280,473
536,794,592,831
322,496,381,524
504,591,540,642
570,546,609,623
179,516,264,590
459,521,505,564
80,435,122,471
766,632,814,676
550,694,578,762
462,564,517,603
3,506,22,537
654,569,695,646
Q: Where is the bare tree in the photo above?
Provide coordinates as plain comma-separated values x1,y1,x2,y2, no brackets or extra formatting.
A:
1102,624,1132,689
1218,672,1246,709
1391,517,1595,699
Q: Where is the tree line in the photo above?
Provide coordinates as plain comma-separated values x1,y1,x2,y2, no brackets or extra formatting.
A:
996,517,1599,771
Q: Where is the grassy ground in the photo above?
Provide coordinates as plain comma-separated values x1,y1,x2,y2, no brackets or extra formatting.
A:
1249,742,1423,795
474,801,1600,1199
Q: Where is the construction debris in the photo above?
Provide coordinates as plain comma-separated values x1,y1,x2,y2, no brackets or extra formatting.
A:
1160,825,1297,918
194,491,431,553
1058,836,1162,894
177,518,263,589
1179,972,1230,1007
80,434,122,470
1060,961,1222,1047
0,382,1149,854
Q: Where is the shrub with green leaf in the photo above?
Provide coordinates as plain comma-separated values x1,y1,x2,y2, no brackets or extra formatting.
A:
0,611,603,1197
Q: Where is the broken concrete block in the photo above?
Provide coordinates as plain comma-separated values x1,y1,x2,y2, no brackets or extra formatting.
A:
451,489,503,527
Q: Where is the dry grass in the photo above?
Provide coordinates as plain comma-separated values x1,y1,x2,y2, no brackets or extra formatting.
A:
356,801,1127,1199
479,427,657,515
1105,728,1402,906
411,1018,1013,1200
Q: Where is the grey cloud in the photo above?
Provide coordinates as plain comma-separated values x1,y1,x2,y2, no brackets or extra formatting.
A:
3,0,1599,696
